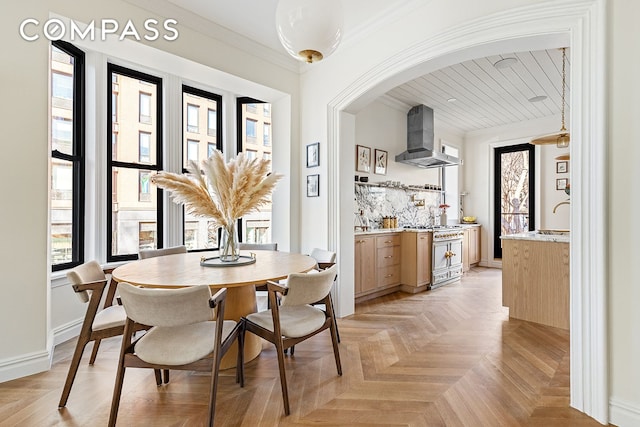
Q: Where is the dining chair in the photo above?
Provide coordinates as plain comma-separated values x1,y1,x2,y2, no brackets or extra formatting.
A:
109,283,244,427
59,260,147,408
137,244,188,384
139,244,187,259
239,242,278,311
242,264,341,415
309,248,340,344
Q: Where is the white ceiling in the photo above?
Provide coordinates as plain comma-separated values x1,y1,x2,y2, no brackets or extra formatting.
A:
133,0,570,135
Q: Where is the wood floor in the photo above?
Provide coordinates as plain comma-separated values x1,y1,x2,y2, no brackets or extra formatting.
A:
0,268,606,426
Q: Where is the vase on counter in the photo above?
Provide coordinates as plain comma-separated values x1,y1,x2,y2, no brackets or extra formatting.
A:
440,212,448,226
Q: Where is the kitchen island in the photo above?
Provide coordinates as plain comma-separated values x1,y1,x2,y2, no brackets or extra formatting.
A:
501,231,570,330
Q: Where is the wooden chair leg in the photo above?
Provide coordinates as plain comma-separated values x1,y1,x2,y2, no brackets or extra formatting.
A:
154,369,162,386
274,337,290,415
236,329,245,387
108,363,127,427
58,338,89,407
88,339,101,365
330,320,342,376
163,369,170,384
329,296,341,343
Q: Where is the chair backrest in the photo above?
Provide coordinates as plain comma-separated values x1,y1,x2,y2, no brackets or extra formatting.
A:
139,245,187,259
67,260,107,303
310,248,336,264
117,282,214,327
281,264,337,306
239,242,278,251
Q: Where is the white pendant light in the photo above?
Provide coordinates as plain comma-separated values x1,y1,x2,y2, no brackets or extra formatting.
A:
275,0,344,64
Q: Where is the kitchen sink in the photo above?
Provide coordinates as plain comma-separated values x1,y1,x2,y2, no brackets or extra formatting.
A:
537,229,570,236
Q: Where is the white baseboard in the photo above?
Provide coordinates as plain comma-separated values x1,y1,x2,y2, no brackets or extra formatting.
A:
53,318,82,346
0,350,51,383
610,397,640,426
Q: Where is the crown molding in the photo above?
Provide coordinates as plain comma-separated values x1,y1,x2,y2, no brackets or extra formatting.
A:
123,0,301,73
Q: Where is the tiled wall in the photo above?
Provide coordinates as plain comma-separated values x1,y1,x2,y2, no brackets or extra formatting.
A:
355,184,442,229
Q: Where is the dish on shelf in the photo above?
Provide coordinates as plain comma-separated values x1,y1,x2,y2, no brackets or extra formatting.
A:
462,216,477,223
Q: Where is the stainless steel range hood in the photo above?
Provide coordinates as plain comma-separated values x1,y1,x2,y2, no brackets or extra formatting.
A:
395,105,460,169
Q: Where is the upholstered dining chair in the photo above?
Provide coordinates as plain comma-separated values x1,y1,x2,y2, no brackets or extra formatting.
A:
139,244,187,259
242,265,341,415
59,260,148,408
108,283,244,427
239,242,278,310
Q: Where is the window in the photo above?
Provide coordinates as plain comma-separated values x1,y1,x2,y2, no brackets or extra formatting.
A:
237,98,274,244
139,92,151,124
139,132,151,163
187,104,199,133
493,143,536,258
207,143,216,159
207,109,217,137
108,64,163,261
187,139,199,163
139,171,151,202
182,85,222,250
246,118,257,139
50,41,85,271
263,123,271,146
52,72,73,99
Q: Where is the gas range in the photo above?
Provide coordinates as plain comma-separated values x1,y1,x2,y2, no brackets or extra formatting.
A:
432,226,464,241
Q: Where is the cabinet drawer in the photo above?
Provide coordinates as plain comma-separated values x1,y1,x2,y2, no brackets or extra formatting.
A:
377,265,401,287
376,234,400,248
377,246,400,267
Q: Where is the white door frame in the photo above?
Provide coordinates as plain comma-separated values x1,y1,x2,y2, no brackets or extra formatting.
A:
327,0,607,423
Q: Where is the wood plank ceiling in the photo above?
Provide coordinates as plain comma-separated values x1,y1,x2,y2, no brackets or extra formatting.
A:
383,49,571,134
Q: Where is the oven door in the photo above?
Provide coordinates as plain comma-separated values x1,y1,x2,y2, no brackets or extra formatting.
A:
432,240,451,272
449,238,463,268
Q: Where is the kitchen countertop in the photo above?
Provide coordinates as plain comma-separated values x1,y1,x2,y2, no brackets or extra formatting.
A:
355,224,481,236
501,231,570,243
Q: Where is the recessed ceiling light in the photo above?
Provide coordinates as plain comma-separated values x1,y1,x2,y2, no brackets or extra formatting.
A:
528,95,547,103
493,57,518,69
447,97,457,102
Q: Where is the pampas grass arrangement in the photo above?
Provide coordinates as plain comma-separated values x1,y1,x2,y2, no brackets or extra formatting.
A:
151,150,282,229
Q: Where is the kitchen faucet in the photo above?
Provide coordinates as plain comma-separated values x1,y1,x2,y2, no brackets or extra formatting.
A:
553,201,570,213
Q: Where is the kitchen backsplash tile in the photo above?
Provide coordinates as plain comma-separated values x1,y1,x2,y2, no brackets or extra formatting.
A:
355,184,442,229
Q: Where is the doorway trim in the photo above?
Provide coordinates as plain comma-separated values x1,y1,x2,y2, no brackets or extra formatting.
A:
327,0,607,423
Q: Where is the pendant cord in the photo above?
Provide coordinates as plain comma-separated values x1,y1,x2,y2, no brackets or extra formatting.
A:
560,47,566,132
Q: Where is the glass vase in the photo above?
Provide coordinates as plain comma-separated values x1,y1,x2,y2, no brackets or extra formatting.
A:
219,221,240,262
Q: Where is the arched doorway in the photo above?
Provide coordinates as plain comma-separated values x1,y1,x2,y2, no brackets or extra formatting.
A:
327,1,607,423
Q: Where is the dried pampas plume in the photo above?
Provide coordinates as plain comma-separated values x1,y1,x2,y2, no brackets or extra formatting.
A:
151,150,282,229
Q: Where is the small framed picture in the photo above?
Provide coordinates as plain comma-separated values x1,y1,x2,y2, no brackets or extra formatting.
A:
307,174,319,197
356,145,371,173
556,178,568,190
556,161,568,173
306,142,319,168
374,149,388,175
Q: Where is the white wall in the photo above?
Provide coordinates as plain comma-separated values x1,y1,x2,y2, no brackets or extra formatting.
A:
353,100,464,187
463,115,571,266
0,0,300,381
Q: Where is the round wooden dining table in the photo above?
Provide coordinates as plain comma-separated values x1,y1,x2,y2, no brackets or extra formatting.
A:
112,250,317,368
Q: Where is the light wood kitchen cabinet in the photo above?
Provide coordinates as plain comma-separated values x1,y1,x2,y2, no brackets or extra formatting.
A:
354,236,376,295
400,231,432,292
463,225,481,272
502,238,569,330
354,232,401,299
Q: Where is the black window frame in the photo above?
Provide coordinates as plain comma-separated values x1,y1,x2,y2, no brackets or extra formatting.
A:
181,85,223,251
51,40,85,272
493,143,536,259
107,63,163,262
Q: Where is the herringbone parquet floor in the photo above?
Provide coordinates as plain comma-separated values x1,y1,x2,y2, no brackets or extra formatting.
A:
0,268,606,426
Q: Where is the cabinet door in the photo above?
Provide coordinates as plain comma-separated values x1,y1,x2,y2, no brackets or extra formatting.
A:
462,229,470,272
355,236,376,294
469,227,480,264
417,233,431,284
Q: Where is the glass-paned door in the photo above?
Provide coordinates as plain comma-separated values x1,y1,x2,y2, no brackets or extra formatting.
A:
493,143,535,258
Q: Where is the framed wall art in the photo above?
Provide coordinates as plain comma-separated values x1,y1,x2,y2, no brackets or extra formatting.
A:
307,174,319,197
374,149,388,175
356,145,371,173
556,178,568,190
306,142,319,168
556,160,568,173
